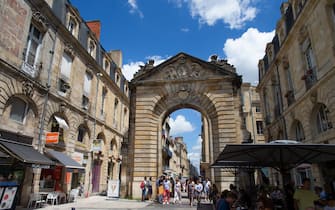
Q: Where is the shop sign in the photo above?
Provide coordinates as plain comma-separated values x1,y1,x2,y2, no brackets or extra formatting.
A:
71,152,84,165
45,132,59,144
91,139,103,152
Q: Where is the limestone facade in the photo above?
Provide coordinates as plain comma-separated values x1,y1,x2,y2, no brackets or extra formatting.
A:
127,53,248,199
241,83,265,144
257,0,335,187
0,0,129,206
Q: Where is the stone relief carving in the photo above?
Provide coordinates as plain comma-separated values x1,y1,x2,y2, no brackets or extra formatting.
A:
64,43,75,57
165,62,202,80
22,80,34,97
31,10,48,30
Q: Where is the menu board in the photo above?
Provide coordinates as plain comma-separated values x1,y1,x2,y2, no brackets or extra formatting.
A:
0,186,17,210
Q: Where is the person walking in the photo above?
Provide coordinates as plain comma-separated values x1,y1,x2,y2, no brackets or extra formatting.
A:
163,176,171,205
294,178,320,210
146,177,153,201
188,178,195,206
204,178,211,202
195,179,203,206
140,176,147,202
174,178,182,204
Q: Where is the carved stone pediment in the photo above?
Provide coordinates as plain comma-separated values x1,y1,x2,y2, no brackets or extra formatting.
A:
132,53,236,83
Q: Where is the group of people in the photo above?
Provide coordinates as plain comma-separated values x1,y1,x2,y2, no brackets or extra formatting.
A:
139,176,153,202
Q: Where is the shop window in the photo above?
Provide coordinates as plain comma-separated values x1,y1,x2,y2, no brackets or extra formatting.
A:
9,98,29,123
316,104,333,133
22,24,43,77
256,121,263,135
295,121,305,141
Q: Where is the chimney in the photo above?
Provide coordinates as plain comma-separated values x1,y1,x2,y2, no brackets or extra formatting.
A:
109,50,123,68
86,20,101,41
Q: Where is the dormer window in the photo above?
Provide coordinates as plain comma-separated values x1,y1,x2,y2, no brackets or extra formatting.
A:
88,40,95,57
104,60,109,71
116,73,120,86
67,17,77,36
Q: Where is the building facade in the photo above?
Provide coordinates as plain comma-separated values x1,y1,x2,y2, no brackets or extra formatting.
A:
257,0,335,187
241,83,265,144
0,0,129,207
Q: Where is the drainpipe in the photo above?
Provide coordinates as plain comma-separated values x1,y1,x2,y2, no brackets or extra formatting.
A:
38,28,57,152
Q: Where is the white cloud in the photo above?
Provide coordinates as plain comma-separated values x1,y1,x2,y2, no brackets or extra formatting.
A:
122,61,145,81
169,115,195,136
128,0,144,18
181,28,190,32
122,55,169,81
169,0,257,29
188,135,202,172
223,28,275,84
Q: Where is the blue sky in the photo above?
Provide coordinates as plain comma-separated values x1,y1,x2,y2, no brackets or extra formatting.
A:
71,0,283,169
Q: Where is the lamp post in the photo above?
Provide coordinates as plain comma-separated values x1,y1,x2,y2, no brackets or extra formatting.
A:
88,72,102,196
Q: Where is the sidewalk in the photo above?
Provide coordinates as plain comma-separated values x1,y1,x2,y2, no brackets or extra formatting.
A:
18,196,152,210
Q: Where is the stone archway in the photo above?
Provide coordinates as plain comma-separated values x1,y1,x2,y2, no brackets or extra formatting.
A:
125,53,247,198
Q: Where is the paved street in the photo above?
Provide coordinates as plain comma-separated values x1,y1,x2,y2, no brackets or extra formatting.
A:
19,194,214,210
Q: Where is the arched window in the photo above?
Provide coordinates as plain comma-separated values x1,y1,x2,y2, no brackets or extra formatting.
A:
295,121,305,141
316,104,332,133
77,125,87,143
10,97,29,122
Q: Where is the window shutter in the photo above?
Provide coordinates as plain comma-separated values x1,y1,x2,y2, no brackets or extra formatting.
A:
60,53,72,80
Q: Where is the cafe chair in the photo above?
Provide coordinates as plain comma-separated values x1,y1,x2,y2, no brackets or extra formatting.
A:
27,193,45,208
46,192,58,205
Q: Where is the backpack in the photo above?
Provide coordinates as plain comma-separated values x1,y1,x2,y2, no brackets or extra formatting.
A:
140,181,145,189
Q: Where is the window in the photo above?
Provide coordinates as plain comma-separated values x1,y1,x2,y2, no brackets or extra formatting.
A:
83,72,92,96
82,95,89,110
305,44,316,71
256,121,263,135
333,4,335,23
295,121,305,141
77,126,86,143
113,99,119,125
104,60,109,71
100,88,107,115
255,104,261,113
116,74,120,85
59,53,72,93
67,17,77,36
10,98,29,122
22,25,43,77
88,40,95,57
316,104,333,133
51,117,64,142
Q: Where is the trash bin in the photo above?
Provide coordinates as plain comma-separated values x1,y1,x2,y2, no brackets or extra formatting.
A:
0,181,19,210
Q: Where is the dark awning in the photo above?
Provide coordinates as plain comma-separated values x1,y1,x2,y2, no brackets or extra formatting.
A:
46,149,85,172
0,139,54,166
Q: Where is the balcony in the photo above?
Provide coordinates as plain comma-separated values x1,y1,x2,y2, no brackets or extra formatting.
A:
21,61,41,78
284,90,295,107
301,68,317,90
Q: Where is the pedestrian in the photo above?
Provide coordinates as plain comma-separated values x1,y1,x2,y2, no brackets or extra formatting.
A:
146,177,153,201
163,176,171,205
195,179,203,206
188,177,195,206
293,178,320,210
158,179,164,204
324,194,335,210
216,191,237,210
174,178,182,204
204,178,211,202
211,183,219,205
140,176,147,202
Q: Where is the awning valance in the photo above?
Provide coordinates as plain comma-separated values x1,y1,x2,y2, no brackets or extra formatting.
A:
54,116,69,129
46,149,85,172
0,139,54,166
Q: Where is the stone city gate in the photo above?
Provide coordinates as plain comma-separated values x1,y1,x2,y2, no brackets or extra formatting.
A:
123,53,249,198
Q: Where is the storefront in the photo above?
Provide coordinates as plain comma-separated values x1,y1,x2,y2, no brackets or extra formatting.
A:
0,139,54,208
42,149,85,194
